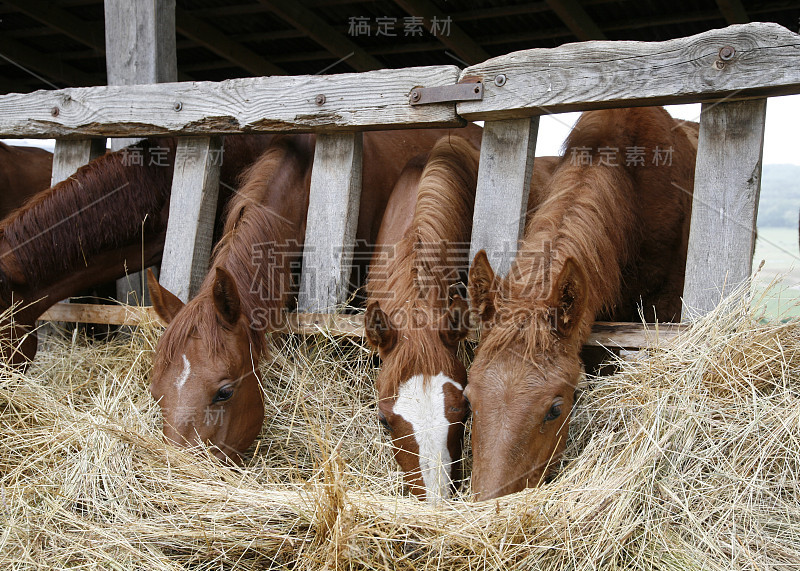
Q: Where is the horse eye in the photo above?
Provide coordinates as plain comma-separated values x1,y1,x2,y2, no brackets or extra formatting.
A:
377,411,392,432
213,385,234,403
545,404,562,422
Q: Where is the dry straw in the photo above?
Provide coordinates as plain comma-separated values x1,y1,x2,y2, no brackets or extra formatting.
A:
1,283,799,569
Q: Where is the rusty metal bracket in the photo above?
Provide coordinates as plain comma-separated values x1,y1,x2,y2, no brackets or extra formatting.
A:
409,81,483,105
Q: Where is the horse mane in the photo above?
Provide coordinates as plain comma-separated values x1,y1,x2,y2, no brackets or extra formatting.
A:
371,135,479,313
369,135,479,386
486,164,637,360
158,136,312,361
480,107,692,360
0,139,174,287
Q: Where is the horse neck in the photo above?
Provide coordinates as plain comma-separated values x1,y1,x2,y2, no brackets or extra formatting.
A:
198,136,313,346
507,162,638,319
372,137,478,319
0,141,174,318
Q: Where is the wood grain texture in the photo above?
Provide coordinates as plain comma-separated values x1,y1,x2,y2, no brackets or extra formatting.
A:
105,0,178,300
298,132,363,312
104,0,177,86
682,99,766,317
456,22,800,121
0,66,463,138
159,137,223,303
50,138,106,186
469,118,538,276
38,302,687,348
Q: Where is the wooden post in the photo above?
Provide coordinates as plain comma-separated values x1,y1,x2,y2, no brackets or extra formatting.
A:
682,98,767,317
104,0,177,304
469,118,539,276
298,132,364,312
159,137,223,303
50,139,106,186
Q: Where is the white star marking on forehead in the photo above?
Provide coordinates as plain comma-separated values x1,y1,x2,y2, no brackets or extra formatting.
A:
176,354,191,391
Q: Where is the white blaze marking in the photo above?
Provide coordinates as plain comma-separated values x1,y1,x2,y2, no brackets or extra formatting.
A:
392,372,463,504
176,354,191,391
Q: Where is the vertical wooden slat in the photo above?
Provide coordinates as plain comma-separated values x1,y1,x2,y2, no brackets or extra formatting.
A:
469,117,539,276
104,0,177,154
159,137,223,303
104,0,177,304
298,132,364,312
50,139,106,186
682,98,767,317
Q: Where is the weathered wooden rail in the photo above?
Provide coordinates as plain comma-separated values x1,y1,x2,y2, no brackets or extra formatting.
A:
3,21,800,348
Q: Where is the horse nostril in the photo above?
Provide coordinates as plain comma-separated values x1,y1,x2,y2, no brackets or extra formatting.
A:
377,410,391,432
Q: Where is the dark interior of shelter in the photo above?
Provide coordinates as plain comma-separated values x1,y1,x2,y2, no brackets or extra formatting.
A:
1,0,798,94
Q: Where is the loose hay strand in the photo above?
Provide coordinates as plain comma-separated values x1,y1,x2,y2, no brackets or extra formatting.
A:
1,283,800,569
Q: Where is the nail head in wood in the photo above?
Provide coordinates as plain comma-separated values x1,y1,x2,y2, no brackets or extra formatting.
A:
719,46,735,61
173,101,182,111
315,94,326,105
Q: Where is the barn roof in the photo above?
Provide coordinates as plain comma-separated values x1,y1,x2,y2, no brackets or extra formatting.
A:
0,0,798,95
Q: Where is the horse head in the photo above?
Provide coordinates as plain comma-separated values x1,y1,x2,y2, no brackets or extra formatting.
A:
148,268,264,463
466,250,587,500
365,292,471,503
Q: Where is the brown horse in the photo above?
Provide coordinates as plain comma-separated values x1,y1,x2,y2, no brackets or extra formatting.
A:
146,127,484,463
365,135,560,502
0,142,53,218
466,107,698,500
0,135,275,363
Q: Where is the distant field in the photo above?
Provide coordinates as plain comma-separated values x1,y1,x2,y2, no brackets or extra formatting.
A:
752,226,800,317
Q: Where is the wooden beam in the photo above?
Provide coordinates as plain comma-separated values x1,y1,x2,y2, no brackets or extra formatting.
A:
256,0,383,72
105,0,179,305
50,138,106,186
682,99,767,317
1,0,106,53
454,2,550,21
0,36,101,88
175,7,286,77
715,0,749,25
456,22,800,121
38,302,688,349
392,0,491,64
102,0,191,127
544,0,606,40
159,137,224,303
470,118,538,276
0,65,464,138
298,132,363,312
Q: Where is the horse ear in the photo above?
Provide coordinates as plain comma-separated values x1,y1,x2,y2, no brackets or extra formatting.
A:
440,295,470,347
364,301,396,352
147,268,184,325
468,250,497,325
212,267,241,326
549,258,587,339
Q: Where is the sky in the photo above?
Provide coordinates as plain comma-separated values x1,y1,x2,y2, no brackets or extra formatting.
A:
532,94,800,165
4,94,799,166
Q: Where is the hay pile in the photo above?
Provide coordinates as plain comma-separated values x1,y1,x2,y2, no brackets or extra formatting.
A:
1,287,800,570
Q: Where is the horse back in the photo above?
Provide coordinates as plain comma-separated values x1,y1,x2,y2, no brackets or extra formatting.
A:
0,143,53,219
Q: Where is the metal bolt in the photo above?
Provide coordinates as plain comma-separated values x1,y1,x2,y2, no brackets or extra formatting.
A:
719,46,735,61
50,107,59,117
315,94,326,105
714,60,726,70
410,89,421,103
494,74,507,87
474,84,481,93
173,101,182,111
